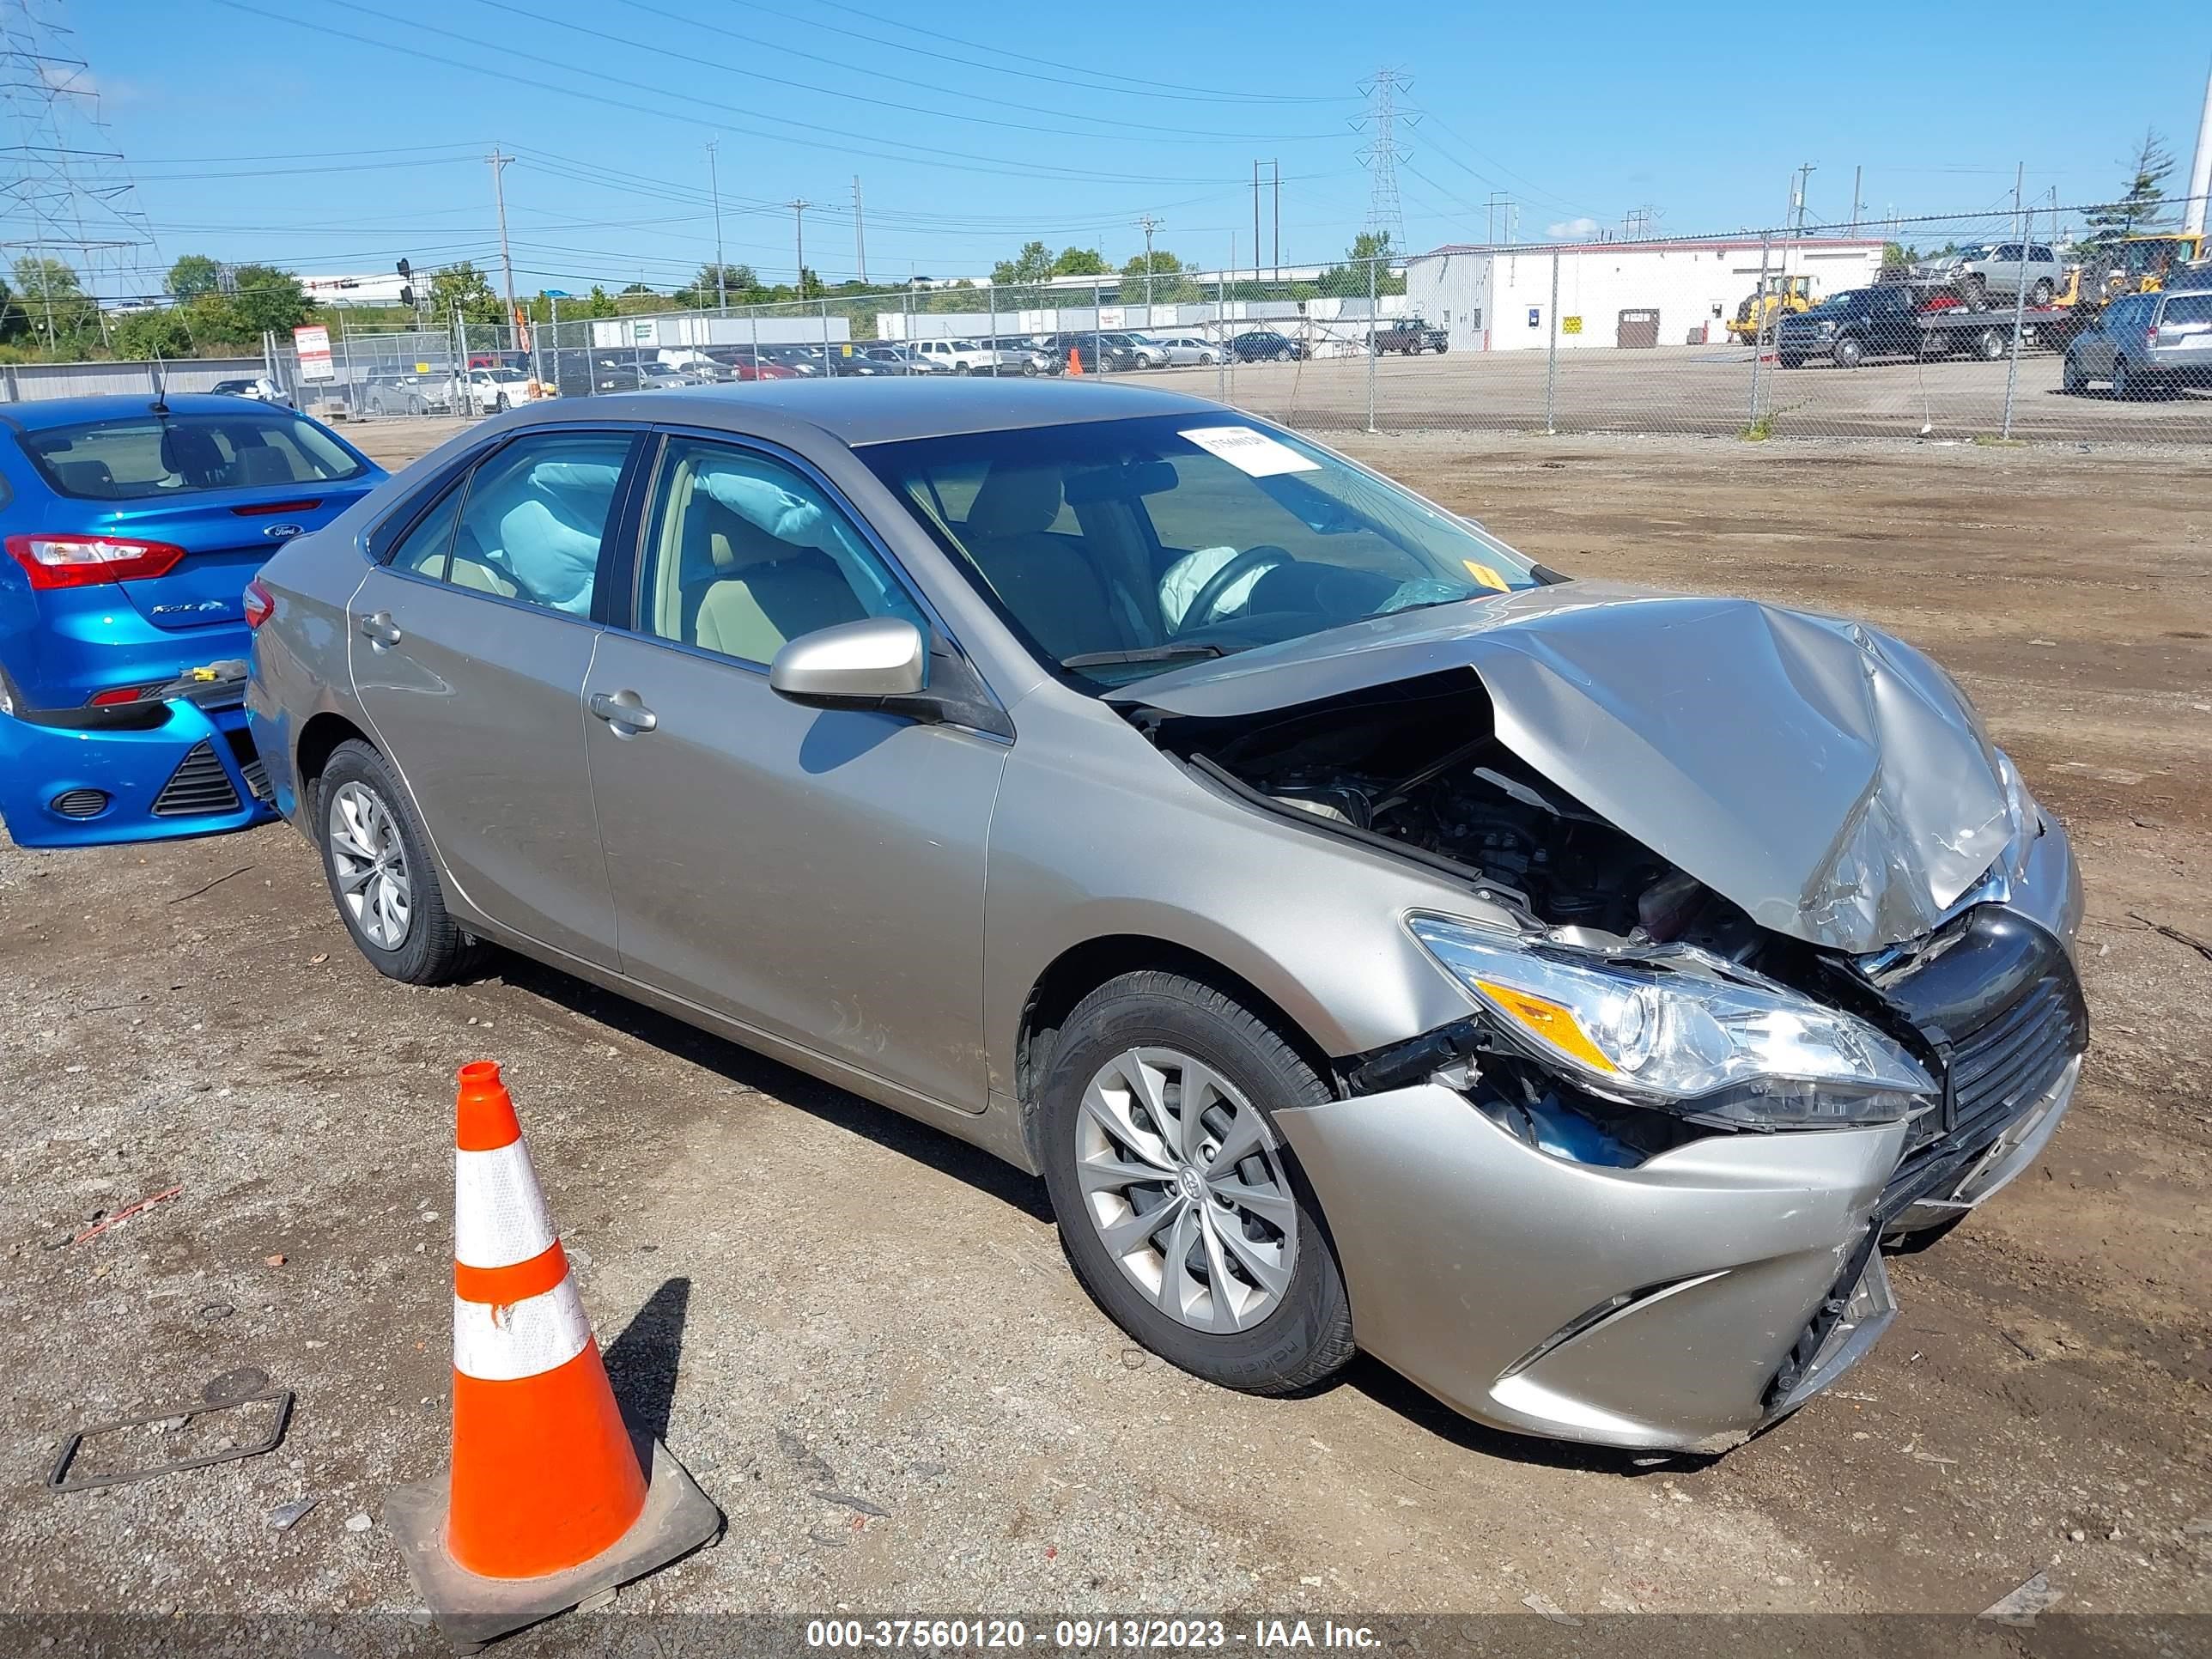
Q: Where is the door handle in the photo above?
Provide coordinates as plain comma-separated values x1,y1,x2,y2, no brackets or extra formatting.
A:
588,689,659,733
359,611,401,648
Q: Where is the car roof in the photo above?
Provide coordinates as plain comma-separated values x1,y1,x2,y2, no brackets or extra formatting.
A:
493,376,1226,447
0,392,301,432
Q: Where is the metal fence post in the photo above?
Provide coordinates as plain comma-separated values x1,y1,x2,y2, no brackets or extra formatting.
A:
2002,164,2029,440
988,280,999,377
820,298,830,362
1544,251,1560,435
1365,255,1378,434
1747,231,1772,430
1217,264,1228,402
1093,281,1103,378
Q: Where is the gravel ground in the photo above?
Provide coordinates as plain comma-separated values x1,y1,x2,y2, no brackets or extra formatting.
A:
2,424,2207,1638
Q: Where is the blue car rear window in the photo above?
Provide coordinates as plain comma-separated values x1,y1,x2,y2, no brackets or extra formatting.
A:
21,411,367,501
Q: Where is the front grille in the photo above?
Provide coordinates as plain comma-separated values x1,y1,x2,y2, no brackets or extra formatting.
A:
151,742,242,817
1947,975,2079,1146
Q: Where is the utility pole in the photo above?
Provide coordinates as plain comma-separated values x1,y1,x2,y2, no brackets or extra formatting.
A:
1486,191,1513,246
1272,159,1280,281
853,176,868,286
1849,164,1863,236
707,140,726,313
787,198,812,294
1790,161,1817,234
2002,160,2028,439
1253,161,1261,285
487,149,520,349
1137,214,1161,308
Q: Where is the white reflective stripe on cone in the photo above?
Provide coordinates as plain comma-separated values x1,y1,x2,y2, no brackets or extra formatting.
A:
454,1139,557,1269
453,1279,593,1382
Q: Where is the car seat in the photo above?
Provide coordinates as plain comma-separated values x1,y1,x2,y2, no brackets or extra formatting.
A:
690,507,866,665
49,459,115,496
959,465,1132,659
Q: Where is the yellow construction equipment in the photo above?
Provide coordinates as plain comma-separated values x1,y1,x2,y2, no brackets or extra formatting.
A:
2054,232,2206,312
1727,274,1812,345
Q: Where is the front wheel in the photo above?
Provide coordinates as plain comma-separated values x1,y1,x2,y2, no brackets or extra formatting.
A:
2030,278,2054,307
2111,359,2135,399
1974,328,2008,362
1037,970,1354,1397
1833,335,1865,368
317,739,480,985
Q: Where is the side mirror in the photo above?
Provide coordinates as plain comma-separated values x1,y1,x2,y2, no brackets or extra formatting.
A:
769,617,927,710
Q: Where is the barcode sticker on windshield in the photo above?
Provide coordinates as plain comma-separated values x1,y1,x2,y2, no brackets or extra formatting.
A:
1179,426,1320,477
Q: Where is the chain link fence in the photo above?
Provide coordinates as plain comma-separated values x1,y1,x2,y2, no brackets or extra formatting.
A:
282,200,2209,445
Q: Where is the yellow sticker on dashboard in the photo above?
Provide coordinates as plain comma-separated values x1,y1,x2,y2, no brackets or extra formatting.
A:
1463,560,1510,592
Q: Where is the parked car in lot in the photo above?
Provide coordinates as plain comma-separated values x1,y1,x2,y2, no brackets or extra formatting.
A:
911,338,1026,375
1152,335,1223,366
1041,331,1138,372
1103,332,1167,369
862,345,943,374
713,350,803,382
2063,286,2212,397
1229,331,1309,362
1370,317,1449,355
364,374,450,416
210,375,290,405
452,367,535,412
985,337,1060,375
248,380,2084,1453
0,394,384,845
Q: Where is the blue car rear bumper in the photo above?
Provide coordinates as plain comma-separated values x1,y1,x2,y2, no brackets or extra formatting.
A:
0,675,275,848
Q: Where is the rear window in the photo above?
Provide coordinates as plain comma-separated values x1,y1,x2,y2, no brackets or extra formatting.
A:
2160,292,2212,326
22,411,366,501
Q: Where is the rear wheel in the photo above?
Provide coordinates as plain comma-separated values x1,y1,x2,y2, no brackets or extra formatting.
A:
316,740,479,985
2062,355,2087,394
2029,277,2054,307
1973,328,2008,362
2111,359,2135,399
1037,970,1354,1397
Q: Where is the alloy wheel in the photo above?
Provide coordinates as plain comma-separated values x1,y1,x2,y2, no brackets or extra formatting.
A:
1075,1047,1298,1334
327,780,413,951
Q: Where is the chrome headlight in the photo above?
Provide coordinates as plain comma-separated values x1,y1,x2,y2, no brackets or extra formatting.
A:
1409,916,1936,1130
1817,319,1838,334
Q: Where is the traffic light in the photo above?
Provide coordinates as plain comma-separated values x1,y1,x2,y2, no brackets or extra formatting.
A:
396,258,416,308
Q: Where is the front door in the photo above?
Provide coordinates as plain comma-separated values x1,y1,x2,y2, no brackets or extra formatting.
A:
349,428,641,966
582,433,1008,1110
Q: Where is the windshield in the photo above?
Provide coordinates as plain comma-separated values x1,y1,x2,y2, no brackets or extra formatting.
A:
1807,289,1870,314
22,410,368,501
860,415,1540,688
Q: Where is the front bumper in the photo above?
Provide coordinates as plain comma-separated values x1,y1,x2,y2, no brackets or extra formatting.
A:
1274,1086,1910,1451
0,673,275,848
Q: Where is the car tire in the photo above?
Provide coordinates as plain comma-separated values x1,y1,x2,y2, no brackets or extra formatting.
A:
1778,354,1804,369
2062,356,2087,394
1036,969,1355,1399
2110,359,2134,400
2030,278,2054,307
494,393,510,411
316,739,480,986
1434,342,1449,355
1833,335,1865,368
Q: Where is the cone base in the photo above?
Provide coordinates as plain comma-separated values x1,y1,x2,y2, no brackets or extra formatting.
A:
386,1436,721,1650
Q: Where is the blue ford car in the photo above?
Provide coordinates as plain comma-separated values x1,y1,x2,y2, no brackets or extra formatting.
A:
0,394,386,847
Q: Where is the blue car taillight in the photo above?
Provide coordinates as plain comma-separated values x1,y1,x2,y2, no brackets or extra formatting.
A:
5,532,186,590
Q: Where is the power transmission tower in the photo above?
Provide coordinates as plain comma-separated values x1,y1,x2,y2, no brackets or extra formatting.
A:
1623,204,1662,240
0,0,159,350
1353,68,1415,251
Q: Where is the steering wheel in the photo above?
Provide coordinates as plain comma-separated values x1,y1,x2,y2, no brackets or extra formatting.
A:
1176,544,1296,634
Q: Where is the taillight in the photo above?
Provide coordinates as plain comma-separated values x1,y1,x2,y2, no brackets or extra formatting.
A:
243,577,276,630
231,498,323,518
5,532,186,590
2147,328,2160,351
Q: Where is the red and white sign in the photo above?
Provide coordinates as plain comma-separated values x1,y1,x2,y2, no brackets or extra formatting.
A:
294,324,335,383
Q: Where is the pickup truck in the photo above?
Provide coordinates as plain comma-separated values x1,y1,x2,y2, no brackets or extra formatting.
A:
1773,283,2051,368
1370,316,1449,355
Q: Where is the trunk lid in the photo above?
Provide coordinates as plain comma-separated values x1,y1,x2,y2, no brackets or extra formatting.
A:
89,483,375,633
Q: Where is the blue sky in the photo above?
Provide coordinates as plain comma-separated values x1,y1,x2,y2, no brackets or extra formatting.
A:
64,0,2212,296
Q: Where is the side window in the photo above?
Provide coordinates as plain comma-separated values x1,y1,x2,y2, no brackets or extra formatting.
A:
2160,292,2212,326
447,432,634,615
384,479,466,580
638,438,923,666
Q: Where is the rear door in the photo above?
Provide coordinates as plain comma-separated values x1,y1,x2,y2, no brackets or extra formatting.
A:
349,427,643,967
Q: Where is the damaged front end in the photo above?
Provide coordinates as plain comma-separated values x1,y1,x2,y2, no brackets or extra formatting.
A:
1136,643,2086,1451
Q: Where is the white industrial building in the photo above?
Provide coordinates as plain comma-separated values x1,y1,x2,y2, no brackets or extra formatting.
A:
1403,237,1887,352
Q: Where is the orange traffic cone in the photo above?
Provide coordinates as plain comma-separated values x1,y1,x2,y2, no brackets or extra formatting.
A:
386,1062,720,1645
1067,347,1084,376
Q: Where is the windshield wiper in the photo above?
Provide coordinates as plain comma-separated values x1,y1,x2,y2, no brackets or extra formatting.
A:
1060,643,1227,670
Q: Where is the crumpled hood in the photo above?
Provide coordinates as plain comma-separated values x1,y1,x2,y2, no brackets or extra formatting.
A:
1115,581,2016,953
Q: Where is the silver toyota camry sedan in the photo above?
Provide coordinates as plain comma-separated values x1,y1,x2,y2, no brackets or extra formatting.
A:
246,380,2086,1453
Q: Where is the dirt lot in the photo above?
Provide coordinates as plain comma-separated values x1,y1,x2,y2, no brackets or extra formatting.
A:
3,421,2209,1634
